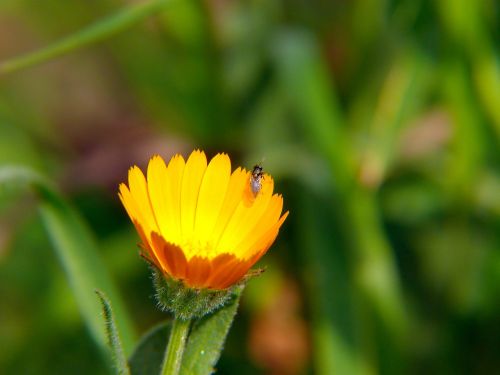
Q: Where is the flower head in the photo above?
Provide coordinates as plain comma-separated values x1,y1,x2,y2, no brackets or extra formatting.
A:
119,150,288,290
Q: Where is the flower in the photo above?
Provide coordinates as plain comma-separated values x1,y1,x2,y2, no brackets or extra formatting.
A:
119,150,288,290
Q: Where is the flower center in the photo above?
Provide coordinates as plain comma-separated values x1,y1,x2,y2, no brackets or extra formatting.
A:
180,239,214,260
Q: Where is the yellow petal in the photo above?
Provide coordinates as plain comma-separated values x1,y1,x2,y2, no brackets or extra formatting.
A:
239,211,288,260
231,193,284,259
128,166,159,235
193,153,231,251
216,174,274,256
119,183,152,244
118,183,137,222
147,155,170,238
209,167,250,250
165,154,186,244
180,150,207,252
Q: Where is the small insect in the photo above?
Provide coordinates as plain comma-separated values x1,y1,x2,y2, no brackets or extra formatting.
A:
250,164,264,196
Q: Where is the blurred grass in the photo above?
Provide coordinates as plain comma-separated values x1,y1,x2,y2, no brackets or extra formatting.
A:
0,0,499,374
0,0,171,75
0,167,136,362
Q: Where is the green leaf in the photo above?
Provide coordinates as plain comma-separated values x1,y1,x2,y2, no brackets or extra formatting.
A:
0,166,136,358
359,49,429,187
127,287,243,375
181,286,243,375
96,290,131,375
129,322,171,375
272,30,352,192
297,193,375,375
0,0,171,75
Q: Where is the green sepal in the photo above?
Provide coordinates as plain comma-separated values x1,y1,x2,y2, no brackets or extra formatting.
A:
152,268,241,320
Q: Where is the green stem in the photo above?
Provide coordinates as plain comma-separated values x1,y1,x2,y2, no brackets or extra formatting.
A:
0,0,170,76
161,318,191,375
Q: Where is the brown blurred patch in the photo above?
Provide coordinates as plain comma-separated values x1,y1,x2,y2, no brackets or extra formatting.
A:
358,109,452,189
0,14,42,60
0,195,37,261
399,109,452,160
28,51,193,192
62,117,190,192
0,10,191,193
249,279,309,375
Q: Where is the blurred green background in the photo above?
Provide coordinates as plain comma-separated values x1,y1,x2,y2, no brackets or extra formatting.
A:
0,0,499,374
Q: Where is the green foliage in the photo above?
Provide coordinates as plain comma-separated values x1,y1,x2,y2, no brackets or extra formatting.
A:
96,290,131,375
181,287,242,375
129,322,170,375
0,0,170,75
0,167,136,360
273,30,351,191
127,288,242,375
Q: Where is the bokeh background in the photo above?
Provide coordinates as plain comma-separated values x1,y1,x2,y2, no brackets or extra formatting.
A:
1,0,499,374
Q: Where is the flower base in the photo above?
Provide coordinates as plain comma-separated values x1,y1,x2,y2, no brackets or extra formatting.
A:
152,269,242,320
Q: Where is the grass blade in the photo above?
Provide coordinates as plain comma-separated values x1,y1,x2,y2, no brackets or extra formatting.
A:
0,166,136,358
272,29,353,192
0,0,170,75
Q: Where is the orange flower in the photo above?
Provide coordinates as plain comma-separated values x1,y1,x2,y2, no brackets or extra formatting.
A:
119,150,288,290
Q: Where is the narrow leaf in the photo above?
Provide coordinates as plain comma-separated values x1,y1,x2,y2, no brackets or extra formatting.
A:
0,166,136,357
96,290,131,375
181,286,243,375
360,50,429,186
272,30,352,192
0,0,170,75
